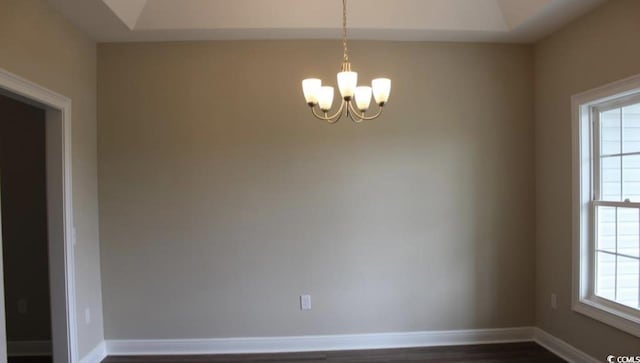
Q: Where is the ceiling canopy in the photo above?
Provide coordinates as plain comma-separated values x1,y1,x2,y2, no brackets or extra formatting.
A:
47,0,605,43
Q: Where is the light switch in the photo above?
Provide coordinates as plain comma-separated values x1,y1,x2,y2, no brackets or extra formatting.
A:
300,295,311,311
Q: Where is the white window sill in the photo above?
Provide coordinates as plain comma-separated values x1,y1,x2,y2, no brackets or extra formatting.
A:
573,297,640,337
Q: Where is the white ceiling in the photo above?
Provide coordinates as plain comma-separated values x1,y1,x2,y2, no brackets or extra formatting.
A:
46,0,606,43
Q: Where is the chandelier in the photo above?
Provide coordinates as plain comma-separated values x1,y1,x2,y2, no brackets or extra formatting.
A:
301,0,391,124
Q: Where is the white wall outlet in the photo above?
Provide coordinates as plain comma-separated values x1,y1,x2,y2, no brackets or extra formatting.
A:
550,293,557,310
300,294,311,311
85,307,91,324
17,299,27,315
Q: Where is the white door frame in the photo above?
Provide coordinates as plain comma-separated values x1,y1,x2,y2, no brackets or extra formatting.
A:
0,68,78,363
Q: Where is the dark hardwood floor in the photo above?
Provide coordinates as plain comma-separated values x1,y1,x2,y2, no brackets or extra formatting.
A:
102,342,565,363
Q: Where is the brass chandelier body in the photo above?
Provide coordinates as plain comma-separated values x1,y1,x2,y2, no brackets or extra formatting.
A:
301,0,391,124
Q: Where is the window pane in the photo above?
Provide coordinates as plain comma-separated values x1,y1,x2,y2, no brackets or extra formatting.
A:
623,154,640,202
598,206,616,252
595,206,640,310
617,207,640,258
596,252,616,301
623,103,640,154
602,108,621,155
602,156,621,201
616,256,639,309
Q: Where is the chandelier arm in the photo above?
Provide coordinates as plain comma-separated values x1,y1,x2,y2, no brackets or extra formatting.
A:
346,100,384,122
311,100,346,123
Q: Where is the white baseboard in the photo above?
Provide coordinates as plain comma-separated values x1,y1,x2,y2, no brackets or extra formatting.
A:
93,327,599,362
106,327,534,356
7,340,52,357
79,341,107,363
533,328,599,363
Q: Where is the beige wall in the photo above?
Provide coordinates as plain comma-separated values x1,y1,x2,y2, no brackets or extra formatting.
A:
98,40,534,339
534,0,640,359
0,0,104,357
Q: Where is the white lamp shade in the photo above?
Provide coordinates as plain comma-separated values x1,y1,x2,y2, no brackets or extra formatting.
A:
372,78,391,105
354,86,372,111
337,71,358,99
318,86,335,111
302,78,322,104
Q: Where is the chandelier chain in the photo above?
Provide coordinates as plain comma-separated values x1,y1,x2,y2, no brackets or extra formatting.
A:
342,0,348,62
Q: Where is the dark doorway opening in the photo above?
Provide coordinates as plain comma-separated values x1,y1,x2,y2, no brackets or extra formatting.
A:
0,94,53,363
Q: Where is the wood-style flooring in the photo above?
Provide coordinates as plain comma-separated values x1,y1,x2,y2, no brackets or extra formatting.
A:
101,342,565,363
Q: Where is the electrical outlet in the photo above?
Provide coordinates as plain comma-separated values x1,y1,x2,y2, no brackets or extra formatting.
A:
85,307,91,324
300,295,311,311
17,299,27,315
550,293,557,310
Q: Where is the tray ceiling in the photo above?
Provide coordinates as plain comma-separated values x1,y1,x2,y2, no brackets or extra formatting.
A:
47,0,606,43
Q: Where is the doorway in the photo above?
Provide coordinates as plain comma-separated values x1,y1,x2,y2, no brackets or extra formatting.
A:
0,69,78,363
0,94,52,363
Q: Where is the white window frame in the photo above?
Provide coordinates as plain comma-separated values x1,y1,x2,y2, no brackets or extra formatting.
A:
573,74,640,338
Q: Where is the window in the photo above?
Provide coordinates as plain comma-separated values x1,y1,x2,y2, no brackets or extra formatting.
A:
573,75,640,337
594,100,640,309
